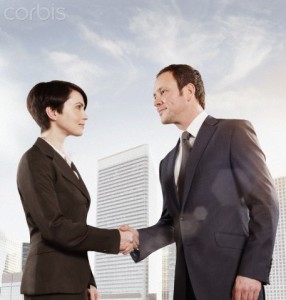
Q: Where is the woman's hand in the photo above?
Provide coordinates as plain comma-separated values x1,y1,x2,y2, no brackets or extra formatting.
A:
88,285,99,300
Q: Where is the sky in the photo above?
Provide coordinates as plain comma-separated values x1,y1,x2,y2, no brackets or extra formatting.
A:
0,0,286,243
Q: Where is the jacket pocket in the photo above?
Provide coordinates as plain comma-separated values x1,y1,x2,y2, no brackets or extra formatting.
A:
215,232,246,250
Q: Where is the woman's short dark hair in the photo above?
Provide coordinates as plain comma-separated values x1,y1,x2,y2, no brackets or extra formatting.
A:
27,80,87,132
157,64,205,109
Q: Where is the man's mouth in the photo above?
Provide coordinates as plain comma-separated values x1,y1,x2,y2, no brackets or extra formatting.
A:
158,108,167,115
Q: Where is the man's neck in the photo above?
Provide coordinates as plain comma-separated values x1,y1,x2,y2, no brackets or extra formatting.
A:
176,107,204,131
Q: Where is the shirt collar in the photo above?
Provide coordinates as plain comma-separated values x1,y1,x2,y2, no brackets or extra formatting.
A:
185,110,208,138
39,137,71,165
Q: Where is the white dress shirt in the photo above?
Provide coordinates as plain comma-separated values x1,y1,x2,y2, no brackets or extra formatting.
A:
174,111,208,186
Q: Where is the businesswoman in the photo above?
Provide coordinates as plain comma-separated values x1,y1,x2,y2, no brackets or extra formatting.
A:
17,81,134,300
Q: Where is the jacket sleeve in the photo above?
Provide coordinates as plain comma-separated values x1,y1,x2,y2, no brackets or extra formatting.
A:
230,120,279,283
17,151,120,254
131,161,174,263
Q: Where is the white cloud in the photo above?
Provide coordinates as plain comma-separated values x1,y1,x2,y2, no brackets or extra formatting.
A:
216,15,273,88
0,56,6,68
207,87,262,118
47,51,104,91
129,9,224,66
0,81,32,159
0,27,13,40
0,27,26,64
128,4,278,92
129,10,184,63
77,24,143,95
80,24,131,60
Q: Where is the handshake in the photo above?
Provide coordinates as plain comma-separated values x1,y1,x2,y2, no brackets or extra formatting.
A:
118,225,139,255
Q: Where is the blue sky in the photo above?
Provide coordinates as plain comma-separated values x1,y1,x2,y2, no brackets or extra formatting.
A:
0,0,285,242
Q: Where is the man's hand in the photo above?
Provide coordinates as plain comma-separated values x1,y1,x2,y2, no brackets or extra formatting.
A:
232,275,262,300
119,224,139,255
88,285,99,300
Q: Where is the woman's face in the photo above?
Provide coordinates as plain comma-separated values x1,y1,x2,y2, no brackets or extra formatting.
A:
55,90,88,137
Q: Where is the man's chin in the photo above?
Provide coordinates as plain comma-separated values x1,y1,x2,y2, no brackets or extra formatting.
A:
160,118,171,125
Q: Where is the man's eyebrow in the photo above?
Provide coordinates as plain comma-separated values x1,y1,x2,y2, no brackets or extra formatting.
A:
153,87,163,98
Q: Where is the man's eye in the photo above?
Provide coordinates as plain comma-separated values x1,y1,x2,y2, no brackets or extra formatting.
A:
161,90,166,95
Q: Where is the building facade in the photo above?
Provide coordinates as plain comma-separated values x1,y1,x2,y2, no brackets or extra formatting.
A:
21,243,30,272
162,244,175,300
0,232,22,299
1,272,23,300
0,232,22,276
265,176,286,299
94,144,162,299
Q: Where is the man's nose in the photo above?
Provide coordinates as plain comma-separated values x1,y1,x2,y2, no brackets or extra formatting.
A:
154,96,162,107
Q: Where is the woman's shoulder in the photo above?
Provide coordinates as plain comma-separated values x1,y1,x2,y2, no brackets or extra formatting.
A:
18,140,54,171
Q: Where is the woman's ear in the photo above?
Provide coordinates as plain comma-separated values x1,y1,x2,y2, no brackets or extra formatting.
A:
45,107,57,121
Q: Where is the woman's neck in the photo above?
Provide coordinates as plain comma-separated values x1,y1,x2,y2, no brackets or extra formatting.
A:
41,131,65,152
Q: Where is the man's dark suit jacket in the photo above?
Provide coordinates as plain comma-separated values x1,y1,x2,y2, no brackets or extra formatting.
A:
17,138,120,296
132,116,279,299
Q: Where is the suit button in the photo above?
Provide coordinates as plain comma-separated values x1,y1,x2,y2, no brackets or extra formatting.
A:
180,217,184,221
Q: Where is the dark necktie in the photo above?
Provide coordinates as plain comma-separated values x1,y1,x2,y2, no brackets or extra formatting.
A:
177,131,192,202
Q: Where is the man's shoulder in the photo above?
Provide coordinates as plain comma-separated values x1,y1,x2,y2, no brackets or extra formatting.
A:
212,116,250,125
212,117,253,131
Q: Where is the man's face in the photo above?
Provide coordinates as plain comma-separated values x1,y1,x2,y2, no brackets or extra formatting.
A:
153,71,189,126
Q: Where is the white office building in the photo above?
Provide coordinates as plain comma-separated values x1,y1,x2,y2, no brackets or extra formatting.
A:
94,144,162,299
0,231,22,298
1,272,23,300
0,232,22,275
265,176,286,299
162,244,175,300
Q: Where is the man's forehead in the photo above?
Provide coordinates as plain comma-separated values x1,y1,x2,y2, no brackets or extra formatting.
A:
154,72,176,90
153,81,163,94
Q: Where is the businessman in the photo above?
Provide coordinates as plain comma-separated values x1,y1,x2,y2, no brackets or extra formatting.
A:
123,64,279,299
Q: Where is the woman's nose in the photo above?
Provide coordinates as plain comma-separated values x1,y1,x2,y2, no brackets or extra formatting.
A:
83,111,88,120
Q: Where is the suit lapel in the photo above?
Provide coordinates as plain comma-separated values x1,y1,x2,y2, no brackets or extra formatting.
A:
164,141,180,210
55,156,91,202
168,140,180,210
181,116,218,210
34,138,90,203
